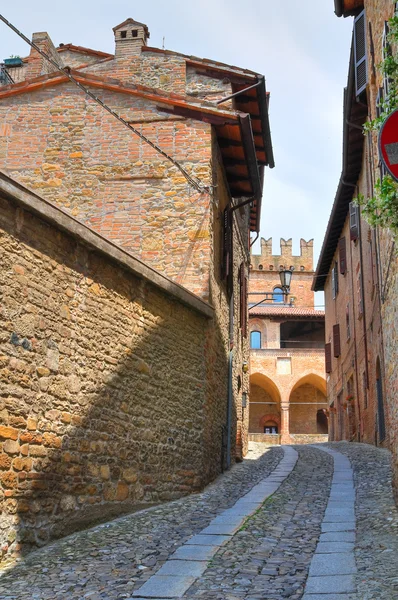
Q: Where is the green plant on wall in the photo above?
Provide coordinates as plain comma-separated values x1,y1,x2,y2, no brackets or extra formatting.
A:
358,9,398,238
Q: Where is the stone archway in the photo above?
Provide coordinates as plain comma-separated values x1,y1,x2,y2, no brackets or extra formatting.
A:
249,373,281,435
289,374,328,436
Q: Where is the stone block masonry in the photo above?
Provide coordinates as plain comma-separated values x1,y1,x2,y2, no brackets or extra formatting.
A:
0,174,228,564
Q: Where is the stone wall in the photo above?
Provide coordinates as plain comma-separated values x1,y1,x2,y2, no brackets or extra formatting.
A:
289,384,327,434
0,176,225,564
289,434,329,445
0,84,212,299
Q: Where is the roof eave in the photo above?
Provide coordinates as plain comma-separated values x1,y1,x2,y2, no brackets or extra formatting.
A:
239,113,262,231
313,41,368,292
256,77,275,169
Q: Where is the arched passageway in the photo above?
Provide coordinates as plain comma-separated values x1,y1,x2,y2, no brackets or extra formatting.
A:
289,374,328,435
249,373,281,435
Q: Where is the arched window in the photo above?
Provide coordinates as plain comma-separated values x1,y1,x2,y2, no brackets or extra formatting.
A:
250,331,261,349
273,287,284,303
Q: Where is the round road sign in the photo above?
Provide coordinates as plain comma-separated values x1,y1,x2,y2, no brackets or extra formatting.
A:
379,108,398,182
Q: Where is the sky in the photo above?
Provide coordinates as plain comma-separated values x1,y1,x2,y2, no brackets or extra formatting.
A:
0,2,354,304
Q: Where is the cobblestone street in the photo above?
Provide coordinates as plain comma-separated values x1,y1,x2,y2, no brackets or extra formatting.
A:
0,442,397,600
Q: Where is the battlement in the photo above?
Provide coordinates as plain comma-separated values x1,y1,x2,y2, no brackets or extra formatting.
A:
251,238,314,272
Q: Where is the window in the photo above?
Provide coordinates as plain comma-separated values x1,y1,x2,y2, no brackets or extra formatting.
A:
349,201,359,241
332,261,339,299
339,237,347,275
382,22,392,98
353,9,368,98
346,303,351,340
325,343,332,374
333,324,341,358
273,287,284,303
120,30,127,38
250,331,261,349
132,29,138,38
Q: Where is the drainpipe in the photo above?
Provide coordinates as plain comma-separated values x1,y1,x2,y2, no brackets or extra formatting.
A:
226,294,234,469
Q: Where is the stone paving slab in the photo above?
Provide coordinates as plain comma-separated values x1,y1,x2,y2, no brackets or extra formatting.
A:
305,575,356,594
185,534,230,546
156,560,207,577
199,524,238,535
309,552,356,576
172,545,217,561
211,514,244,525
323,510,355,522
319,531,355,542
303,595,356,600
329,492,355,501
132,575,196,598
321,521,356,532
217,506,257,517
315,541,355,553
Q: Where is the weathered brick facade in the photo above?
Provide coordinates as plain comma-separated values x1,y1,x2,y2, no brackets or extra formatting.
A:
0,18,273,560
249,239,327,445
316,0,397,500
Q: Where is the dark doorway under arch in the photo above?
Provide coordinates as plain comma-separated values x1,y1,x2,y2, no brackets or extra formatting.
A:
316,409,328,434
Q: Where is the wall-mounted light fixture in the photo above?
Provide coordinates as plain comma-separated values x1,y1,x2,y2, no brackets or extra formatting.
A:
279,268,293,292
242,362,249,373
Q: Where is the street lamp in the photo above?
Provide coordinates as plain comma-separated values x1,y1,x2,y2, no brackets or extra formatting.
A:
279,268,293,303
279,268,293,292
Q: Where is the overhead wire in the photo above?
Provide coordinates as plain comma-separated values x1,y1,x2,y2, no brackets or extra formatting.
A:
0,13,210,194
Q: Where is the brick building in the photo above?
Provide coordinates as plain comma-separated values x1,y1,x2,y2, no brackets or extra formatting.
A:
249,238,327,445
314,1,398,499
0,19,274,560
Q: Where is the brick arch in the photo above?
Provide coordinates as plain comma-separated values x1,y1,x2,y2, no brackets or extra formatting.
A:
288,371,327,397
260,414,281,428
250,372,281,403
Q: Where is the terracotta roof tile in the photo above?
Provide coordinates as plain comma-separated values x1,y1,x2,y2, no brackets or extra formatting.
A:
249,306,325,319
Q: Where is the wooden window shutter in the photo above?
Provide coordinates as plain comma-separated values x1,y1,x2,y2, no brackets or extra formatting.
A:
339,237,347,275
325,343,332,373
346,303,351,340
332,266,336,299
333,324,341,358
349,201,359,241
353,9,368,98
334,261,339,296
222,207,231,280
382,22,392,98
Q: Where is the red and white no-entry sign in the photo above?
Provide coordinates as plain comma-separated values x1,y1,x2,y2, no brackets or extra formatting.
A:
379,109,398,182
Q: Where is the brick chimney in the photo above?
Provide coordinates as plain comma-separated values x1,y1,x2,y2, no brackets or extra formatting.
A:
113,18,150,59
26,32,63,79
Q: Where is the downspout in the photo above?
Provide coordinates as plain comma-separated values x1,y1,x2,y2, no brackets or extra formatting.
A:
226,294,234,469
